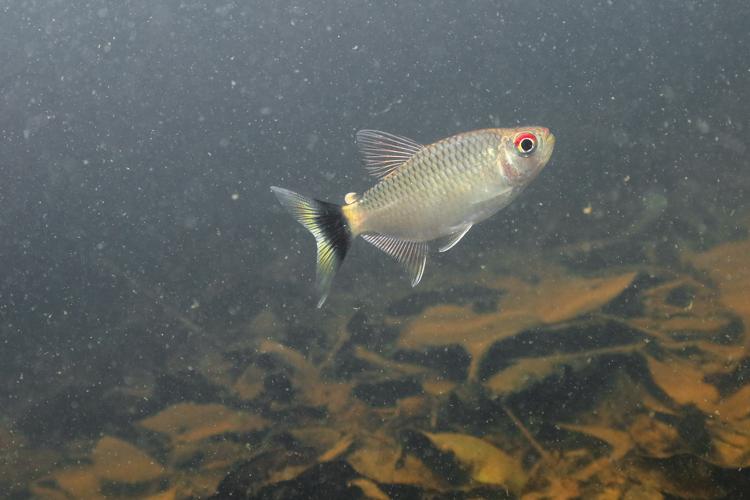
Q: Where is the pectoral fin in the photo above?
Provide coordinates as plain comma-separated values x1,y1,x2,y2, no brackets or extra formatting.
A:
362,233,428,286
438,224,473,252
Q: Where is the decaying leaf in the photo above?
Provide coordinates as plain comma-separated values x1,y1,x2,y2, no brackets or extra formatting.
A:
349,478,390,500
396,269,637,378
347,435,444,489
556,424,633,480
50,467,102,499
646,355,719,412
422,432,527,493
561,425,631,458
92,436,165,484
687,241,750,347
628,414,680,458
290,426,346,455
232,365,265,400
139,403,268,443
534,271,638,324
706,419,750,467
521,475,581,500
484,357,563,395
715,385,750,422
145,486,179,500
259,340,356,414
319,435,355,462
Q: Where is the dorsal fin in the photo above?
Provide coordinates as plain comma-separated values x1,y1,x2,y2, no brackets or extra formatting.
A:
362,233,428,286
355,130,424,179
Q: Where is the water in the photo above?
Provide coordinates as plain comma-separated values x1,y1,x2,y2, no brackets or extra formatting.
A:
1,0,748,497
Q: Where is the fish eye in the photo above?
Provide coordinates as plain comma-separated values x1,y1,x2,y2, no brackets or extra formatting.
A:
514,132,537,155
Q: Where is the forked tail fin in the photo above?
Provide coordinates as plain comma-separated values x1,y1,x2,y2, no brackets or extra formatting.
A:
270,186,352,308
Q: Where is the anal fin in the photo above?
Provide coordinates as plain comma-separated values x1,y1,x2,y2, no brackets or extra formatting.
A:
438,223,473,252
362,234,428,286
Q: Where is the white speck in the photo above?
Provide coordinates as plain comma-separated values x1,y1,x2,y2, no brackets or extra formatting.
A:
696,118,710,134
231,193,240,201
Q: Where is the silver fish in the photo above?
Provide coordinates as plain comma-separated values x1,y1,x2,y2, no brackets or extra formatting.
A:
272,127,555,307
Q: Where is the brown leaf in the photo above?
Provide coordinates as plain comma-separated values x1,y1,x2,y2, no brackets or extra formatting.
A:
349,478,390,500
145,487,179,500
92,436,164,484
290,426,345,454
232,365,265,400
396,270,637,378
139,403,268,443
484,357,562,395
259,340,356,414
646,356,719,412
688,241,750,347
628,414,680,458
716,385,750,421
534,272,638,324
422,432,527,493
50,467,102,499
347,435,443,488
707,419,750,467
521,476,581,500
557,424,633,461
319,435,355,462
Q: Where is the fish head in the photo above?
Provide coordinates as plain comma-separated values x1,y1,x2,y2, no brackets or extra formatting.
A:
497,126,555,186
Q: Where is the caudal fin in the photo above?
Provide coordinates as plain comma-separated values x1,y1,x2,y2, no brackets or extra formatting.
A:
270,186,352,308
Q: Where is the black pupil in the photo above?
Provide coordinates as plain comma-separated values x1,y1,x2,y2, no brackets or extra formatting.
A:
520,138,534,152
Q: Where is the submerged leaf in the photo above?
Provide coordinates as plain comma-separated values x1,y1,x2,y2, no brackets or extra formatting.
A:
396,269,637,378
318,435,354,462
422,432,527,493
50,467,101,499
139,403,268,443
349,478,390,500
646,356,719,412
688,241,750,346
628,414,680,458
347,435,443,488
92,436,164,484
557,424,633,461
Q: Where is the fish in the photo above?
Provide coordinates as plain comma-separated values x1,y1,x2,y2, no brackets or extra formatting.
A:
271,126,555,307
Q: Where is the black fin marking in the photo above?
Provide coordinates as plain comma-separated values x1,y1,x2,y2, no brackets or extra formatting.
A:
362,233,427,286
355,130,424,179
271,186,352,307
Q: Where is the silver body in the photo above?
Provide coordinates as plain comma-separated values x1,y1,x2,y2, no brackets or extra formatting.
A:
347,127,555,242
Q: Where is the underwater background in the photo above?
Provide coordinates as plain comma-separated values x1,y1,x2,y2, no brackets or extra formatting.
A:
1,0,749,498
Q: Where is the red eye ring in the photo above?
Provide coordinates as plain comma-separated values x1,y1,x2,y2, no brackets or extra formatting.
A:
514,132,537,155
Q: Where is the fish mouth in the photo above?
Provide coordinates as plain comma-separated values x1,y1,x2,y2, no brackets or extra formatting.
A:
538,127,555,149
546,131,556,148
539,128,555,164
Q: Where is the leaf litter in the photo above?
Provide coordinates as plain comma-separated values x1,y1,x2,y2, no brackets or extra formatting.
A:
19,235,750,498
